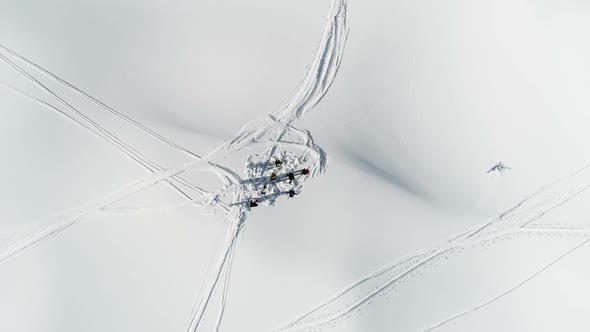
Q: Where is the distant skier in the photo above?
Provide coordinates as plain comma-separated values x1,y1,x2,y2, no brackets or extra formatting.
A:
288,189,298,198
300,168,310,175
249,199,258,207
261,184,268,195
274,158,283,167
287,172,295,184
487,162,511,174
270,172,278,181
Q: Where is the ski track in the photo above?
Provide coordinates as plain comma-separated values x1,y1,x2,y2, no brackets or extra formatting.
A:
275,160,590,332
6,0,585,331
1,0,348,331
185,1,348,330
213,237,236,332
424,238,590,331
0,54,234,211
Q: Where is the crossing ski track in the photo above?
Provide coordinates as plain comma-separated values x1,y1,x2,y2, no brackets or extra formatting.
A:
274,162,590,332
1,0,348,331
4,1,588,331
186,1,348,331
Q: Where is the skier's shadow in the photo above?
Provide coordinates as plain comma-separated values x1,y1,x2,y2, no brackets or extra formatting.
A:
245,161,275,172
240,175,268,186
241,173,293,187
230,190,293,207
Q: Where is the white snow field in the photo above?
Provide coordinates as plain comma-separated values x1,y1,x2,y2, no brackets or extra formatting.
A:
2,0,590,331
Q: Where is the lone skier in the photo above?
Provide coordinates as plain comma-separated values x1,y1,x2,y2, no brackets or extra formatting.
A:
270,172,278,181
288,189,298,198
274,158,283,167
249,199,258,207
487,162,511,174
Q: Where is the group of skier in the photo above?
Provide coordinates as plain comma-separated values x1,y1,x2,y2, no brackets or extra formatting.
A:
249,157,310,208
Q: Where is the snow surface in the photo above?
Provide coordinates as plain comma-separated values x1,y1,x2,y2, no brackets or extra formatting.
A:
2,0,590,331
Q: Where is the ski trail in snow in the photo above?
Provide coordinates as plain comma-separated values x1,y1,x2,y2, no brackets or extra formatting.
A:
0,43,201,160
274,224,499,331
0,149,225,264
0,53,238,211
0,53,202,204
1,0,348,331
0,81,106,141
3,0,585,330
276,250,434,331
276,161,590,332
213,229,237,332
0,45,244,209
0,0,348,331
186,215,244,332
0,44,280,264
424,238,590,331
277,225,590,332
99,200,210,216
185,1,349,330
0,114,264,263
0,82,217,215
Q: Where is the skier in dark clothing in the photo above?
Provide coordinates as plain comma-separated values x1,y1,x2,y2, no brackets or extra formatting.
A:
261,184,268,195
287,172,295,184
274,158,283,167
249,199,258,207
270,172,278,181
288,189,298,198
301,168,310,175
487,162,510,174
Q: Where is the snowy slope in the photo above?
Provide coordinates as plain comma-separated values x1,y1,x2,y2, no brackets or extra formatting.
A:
2,0,590,332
